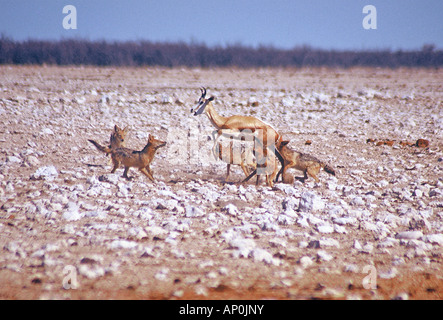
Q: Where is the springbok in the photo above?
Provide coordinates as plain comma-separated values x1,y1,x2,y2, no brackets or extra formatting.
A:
191,87,283,186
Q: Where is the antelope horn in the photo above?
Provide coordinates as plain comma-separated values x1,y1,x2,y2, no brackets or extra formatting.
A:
200,87,206,98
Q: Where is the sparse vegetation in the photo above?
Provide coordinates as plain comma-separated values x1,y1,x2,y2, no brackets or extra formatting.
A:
0,37,441,68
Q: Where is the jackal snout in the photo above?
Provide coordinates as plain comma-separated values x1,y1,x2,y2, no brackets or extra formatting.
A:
148,134,167,150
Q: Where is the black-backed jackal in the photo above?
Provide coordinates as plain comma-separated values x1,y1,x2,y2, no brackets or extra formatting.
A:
276,140,335,183
88,125,128,155
107,134,166,182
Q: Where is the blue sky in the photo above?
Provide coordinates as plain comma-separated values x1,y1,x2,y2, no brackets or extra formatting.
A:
1,0,442,50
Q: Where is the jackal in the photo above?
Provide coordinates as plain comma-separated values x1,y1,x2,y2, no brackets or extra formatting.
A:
88,125,128,155
107,134,166,182
276,140,335,183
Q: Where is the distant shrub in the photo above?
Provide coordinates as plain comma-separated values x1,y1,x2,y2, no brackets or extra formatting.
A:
0,37,441,68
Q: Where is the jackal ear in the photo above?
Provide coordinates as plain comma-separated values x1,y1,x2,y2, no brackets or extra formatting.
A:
114,125,119,131
208,96,215,101
281,140,290,146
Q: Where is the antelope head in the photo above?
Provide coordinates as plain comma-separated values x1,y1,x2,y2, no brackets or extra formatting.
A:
191,87,214,116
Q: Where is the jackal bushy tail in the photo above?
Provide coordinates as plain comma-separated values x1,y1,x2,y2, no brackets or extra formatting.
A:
323,164,336,176
88,139,112,154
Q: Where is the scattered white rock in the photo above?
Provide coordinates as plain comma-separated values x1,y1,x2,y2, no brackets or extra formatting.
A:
185,205,206,217
224,203,239,216
281,97,295,108
109,239,138,250
145,226,168,240
317,224,334,234
317,250,333,262
229,237,256,258
395,231,423,240
423,234,443,246
2,67,442,300
31,165,58,181
6,155,21,164
62,202,82,221
299,192,325,212
299,256,314,268
40,128,54,135
252,248,280,266
78,265,106,279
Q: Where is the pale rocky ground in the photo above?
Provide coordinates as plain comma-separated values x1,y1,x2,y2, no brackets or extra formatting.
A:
0,66,442,300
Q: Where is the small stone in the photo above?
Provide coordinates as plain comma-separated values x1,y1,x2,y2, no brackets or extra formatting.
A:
6,156,21,164
395,231,423,240
145,226,168,240
224,204,239,216
299,192,325,212
317,224,334,234
392,292,409,300
352,196,366,206
109,239,138,250
299,256,314,268
98,173,120,185
360,243,373,254
282,197,298,210
317,250,333,262
78,265,105,279
353,240,362,250
31,165,58,181
40,128,54,135
379,268,398,279
62,202,82,221
423,234,443,246
308,240,320,248
185,205,206,217
25,155,40,167
344,264,359,273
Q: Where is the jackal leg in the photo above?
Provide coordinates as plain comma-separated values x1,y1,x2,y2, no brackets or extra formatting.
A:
111,158,120,173
225,164,231,181
276,160,292,182
140,167,155,182
240,163,250,178
122,166,133,180
307,166,320,183
280,164,293,184
123,166,134,180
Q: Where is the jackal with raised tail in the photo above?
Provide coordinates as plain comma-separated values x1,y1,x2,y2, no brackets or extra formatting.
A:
88,125,128,155
107,134,166,182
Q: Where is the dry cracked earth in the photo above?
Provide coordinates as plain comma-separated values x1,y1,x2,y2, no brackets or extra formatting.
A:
0,65,442,300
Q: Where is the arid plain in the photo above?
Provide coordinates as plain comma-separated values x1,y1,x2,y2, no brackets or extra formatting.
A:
0,66,442,299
